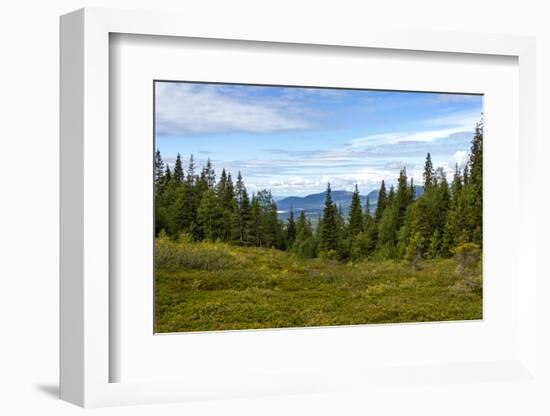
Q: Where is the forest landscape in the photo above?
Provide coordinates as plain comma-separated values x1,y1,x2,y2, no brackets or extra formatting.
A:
154,81,483,332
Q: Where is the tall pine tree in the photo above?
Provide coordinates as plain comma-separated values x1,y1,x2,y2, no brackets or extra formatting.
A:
234,171,250,243
375,180,387,221
318,183,338,254
423,152,434,189
173,153,184,183
348,184,363,236
286,207,297,246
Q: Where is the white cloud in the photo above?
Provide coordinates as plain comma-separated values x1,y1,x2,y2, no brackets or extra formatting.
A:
453,150,469,169
424,109,481,130
349,109,480,150
156,82,312,135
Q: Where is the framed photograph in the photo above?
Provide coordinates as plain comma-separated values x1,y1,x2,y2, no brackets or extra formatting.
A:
60,8,538,409
152,80,484,333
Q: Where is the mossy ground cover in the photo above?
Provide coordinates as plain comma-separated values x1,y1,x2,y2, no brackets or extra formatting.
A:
155,238,482,332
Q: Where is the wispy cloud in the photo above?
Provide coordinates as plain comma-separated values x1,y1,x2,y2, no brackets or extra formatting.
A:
155,82,315,135
350,109,480,149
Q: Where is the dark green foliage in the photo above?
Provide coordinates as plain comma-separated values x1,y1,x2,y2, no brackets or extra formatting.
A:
395,168,411,228
154,149,165,191
375,180,387,221
423,152,434,190
387,185,395,208
318,183,339,255
173,153,184,182
197,189,224,240
233,171,250,244
428,229,442,259
292,211,317,258
248,194,262,246
451,163,462,200
348,184,363,236
257,190,283,249
377,203,398,253
442,117,483,254
154,117,482,263
296,210,312,239
286,208,297,246
468,120,483,246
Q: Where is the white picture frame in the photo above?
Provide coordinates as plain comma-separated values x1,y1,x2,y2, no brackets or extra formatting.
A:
60,7,538,408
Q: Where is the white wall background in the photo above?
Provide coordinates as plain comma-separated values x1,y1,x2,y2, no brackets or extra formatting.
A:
0,1,548,415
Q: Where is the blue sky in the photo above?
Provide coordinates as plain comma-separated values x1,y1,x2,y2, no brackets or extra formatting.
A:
155,81,483,197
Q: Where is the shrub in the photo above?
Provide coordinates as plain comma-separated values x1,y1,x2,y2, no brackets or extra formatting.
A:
292,236,318,259
155,237,237,271
370,243,399,261
318,249,339,261
452,243,482,295
404,232,426,269
350,231,375,261
454,243,481,275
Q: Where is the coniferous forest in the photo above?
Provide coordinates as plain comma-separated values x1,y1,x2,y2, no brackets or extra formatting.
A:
155,121,482,265
154,120,483,332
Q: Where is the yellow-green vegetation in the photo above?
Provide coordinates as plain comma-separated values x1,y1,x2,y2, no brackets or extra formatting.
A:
155,236,482,333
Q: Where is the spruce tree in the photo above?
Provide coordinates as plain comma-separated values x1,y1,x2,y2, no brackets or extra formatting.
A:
387,185,395,207
186,154,196,186
434,167,450,232
248,194,262,246
218,169,236,242
163,165,172,184
468,119,483,246
377,203,398,250
395,168,410,229
423,152,434,189
292,211,316,259
234,171,250,243
154,150,165,190
318,183,338,254
296,210,312,239
217,168,227,197
201,158,216,188
349,184,364,236
197,189,223,240
428,229,442,258
173,153,184,182
451,163,462,203
225,172,235,205
286,207,297,246
257,190,276,247
407,197,433,253
375,180,387,222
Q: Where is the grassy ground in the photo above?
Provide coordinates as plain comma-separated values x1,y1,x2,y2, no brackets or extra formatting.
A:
154,238,482,333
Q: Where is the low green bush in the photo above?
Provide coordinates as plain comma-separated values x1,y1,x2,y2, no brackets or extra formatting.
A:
454,243,481,275
155,235,238,271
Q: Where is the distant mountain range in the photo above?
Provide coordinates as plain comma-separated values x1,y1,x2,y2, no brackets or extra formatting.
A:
276,187,424,221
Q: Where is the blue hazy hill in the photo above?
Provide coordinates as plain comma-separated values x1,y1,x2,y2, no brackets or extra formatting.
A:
276,187,424,221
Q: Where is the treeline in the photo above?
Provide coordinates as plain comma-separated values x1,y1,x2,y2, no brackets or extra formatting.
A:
155,154,286,249
155,119,482,262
